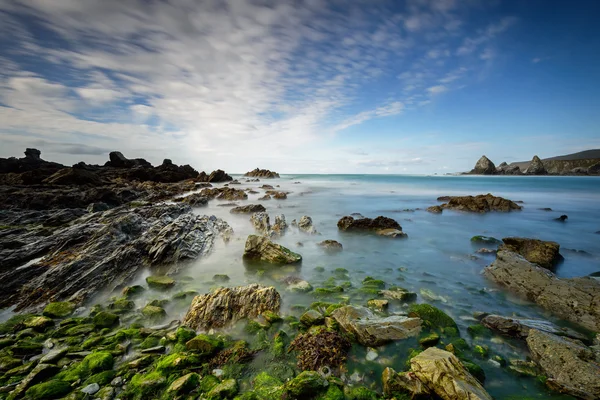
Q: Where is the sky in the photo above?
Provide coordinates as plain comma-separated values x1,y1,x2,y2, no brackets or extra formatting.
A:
1,0,599,174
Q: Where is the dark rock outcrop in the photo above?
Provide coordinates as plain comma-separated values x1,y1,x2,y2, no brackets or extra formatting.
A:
525,155,547,175
207,169,233,183
499,237,562,270
589,162,600,175
337,215,401,231
483,249,600,332
199,187,247,201
230,204,266,214
244,168,280,179
471,155,496,175
42,168,104,186
437,194,522,213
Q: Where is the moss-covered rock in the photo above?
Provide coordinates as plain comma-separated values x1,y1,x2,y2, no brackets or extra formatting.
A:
128,371,167,399
0,314,35,334
408,304,458,331
167,372,201,396
108,298,136,311
252,372,284,400
262,310,282,324
43,302,76,319
362,277,385,289
122,285,146,299
213,274,231,282
9,340,44,357
467,324,492,338
419,332,440,347
139,335,161,350
473,344,489,358
208,378,239,399
146,275,175,291
344,386,380,400
141,305,167,321
300,310,324,327
200,374,221,393
175,326,197,344
462,360,486,383
93,311,120,329
284,371,328,398
0,355,22,372
24,380,72,399
316,385,345,400
83,370,116,386
23,316,54,332
185,334,222,356
155,353,201,375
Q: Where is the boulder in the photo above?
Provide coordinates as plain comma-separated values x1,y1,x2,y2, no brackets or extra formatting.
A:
174,193,208,207
243,235,302,264
317,240,343,251
199,187,247,201
525,155,547,175
207,169,233,182
182,284,281,330
437,194,522,213
426,205,443,214
483,250,600,331
337,215,401,231
526,329,600,399
471,155,496,175
481,314,588,341
244,168,280,178
376,228,408,238
499,237,562,270
410,348,493,400
25,148,41,160
108,151,129,167
272,215,287,236
331,305,421,346
230,204,266,214
297,215,317,234
250,212,272,235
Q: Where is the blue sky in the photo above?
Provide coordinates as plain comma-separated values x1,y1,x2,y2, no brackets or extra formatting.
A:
0,0,599,174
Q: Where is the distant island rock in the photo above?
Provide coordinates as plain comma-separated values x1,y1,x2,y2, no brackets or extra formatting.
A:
467,150,600,176
244,168,280,178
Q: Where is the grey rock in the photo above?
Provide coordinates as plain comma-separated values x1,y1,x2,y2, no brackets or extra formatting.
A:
297,216,317,234
82,383,101,395
471,155,496,175
525,155,547,175
481,314,588,341
243,235,302,264
40,347,68,364
230,204,266,214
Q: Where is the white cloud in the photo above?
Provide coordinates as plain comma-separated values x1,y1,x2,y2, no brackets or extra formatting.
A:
427,85,447,94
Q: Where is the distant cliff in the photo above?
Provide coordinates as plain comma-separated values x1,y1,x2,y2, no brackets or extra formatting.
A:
468,150,600,176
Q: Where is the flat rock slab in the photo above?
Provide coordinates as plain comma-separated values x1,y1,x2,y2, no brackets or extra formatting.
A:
481,314,588,341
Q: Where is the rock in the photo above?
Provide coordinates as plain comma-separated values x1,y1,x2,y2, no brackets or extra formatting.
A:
40,347,68,364
376,228,408,238
244,168,280,178
410,348,493,400
140,346,166,354
0,204,231,310
230,204,266,214
317,240,342,251
337,215,401,231
297,216,317,234
142,305,167,321
146,275,176,291
437,193,522,213
207,169,233,182
499,237,562,270
122,285,145,299
471,155,496,175
271,191,287,199
284,371,328,397
427,205,443,214
108,151,129,167
259,194,271,200
286,280,313,293
81,382,100,395
200,187,247,201
589,162,600,175
555,214,568,222
300,310,325,327
182,284,281,330
250,212,272,235
367,299,389,311
10,363,61,398
175,193,208,207
23,316,54,332
481,314,588,341
43,167,104,186
483,250,600,331
42,302,77,319
261,184,274,190
380,287,417,302
93,311,120,328
272,214,287,236
208,378,238,398
382,367,431,398
471,236,501,245
331,305,421,346
167,373,200,395
243,235,302,264
525,155,548,175
526,329,600,399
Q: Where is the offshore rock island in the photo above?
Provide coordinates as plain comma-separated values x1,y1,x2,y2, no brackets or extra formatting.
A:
0,149,599,400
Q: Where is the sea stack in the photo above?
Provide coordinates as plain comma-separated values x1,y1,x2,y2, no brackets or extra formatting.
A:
525,155,547,175
471,155,496,175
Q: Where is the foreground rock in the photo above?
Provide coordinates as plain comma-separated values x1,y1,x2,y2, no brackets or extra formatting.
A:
483,250,600,331
182,284,281,330
243,235,302,264
244,168,280,178
410,348,493,400
526,329,600,399
331,305,421,346
0,204,232,310
230,204,266,214
499,237,562,270
337,215,407,238
481,314,588,341
436,193,522,213
470,155,496,175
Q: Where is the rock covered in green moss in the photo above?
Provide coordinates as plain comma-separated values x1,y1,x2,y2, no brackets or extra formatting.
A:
252,372,284,399
316,384,345,400
92,311,119,328
146,275,176,290
243,235,302,264
208,378,239,399
200,374,221,393
380,287,417,302
213,274,231,282
408,304,458,332
175,326,196,344
185,334,223,356
108,298,135,311
42,302,76,318
284,371,328,398
141,305,167,321
419,332,440,347
300,309,324,327
24,380,72,399
155,353,201,375
467,324,492,338
122,285,146,298
167,372,201,396
23,316,54,332
128,371,167,399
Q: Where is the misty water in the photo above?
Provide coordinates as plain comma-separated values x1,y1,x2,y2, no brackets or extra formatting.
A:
21,174,600,398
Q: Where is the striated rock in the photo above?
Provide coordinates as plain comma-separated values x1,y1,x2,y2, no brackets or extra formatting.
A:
317,240,342,251
0,204,231,310
250,212,271,235
526,329,600,399
437,193,522,213
382,367,431,398
42,168,104,186
244,168,280,178
272,214,287,236
499,237,562,270
207,169,233,182
182,284,281,330
410,348,493,400
259,194,271,201
173,193,208,207
337,215,401,231
230,204,266,214
525,155,548,175
243,235,302,264
331,305,421,346
481,314,588,341
297,215,317,234
471,155,496,175
199,187,247,201
483,250,600,331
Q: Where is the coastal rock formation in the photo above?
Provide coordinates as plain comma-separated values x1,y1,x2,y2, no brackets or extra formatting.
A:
207,169,233,182
437,194,522,213
483,250,600,331
272,214,288,236
244,168,280,178
250,212,271,235
589,162,600,175
426,205,443,214
525,155,548,175
471,155,496,175
182,284,281,330
173,193,208,207
481,314,588,341
0,204,232,310
496,162,522,175
199,187,247,201
296,215,317,234
337,215,402,231
331,305,421,346
317,240,343,251
42,167,104,186
410,348,493,400
526,329,600,399
230,204,266,214
243,235,302,264
499,237,562,270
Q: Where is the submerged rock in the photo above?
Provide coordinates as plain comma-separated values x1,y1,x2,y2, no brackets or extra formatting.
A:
499,237,562,270
317,240,343,251
426,205,443,214
437,194,522,213
182,284,281,331
410,347,493,400
243,235,302,264
471,155,496,175
331,305,421,346
483,250,600,332
272,214,288,236
526,329,600,399
230,204,266,214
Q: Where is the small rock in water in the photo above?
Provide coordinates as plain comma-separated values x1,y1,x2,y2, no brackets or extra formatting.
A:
419,288,448,303
538,207,553,211
366,349,378,361
554,214,568,222
350,371,363,383
111,376,123,386
81,383,100,395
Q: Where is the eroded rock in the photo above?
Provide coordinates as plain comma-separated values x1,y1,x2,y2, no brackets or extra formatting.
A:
243,235,302,264
499,237,562,270
437,194,522,213
244,168,280,178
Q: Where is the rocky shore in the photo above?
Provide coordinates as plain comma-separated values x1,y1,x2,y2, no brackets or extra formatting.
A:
1,149,598,400
467,154,600,176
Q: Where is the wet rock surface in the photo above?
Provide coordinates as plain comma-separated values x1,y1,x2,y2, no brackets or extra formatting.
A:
229,204,266,214
436,193,522,213
499,237,563,270
481,314,588,341
182,284,281,330
244,168,280,178
337,215,402,231
243,234,302,264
